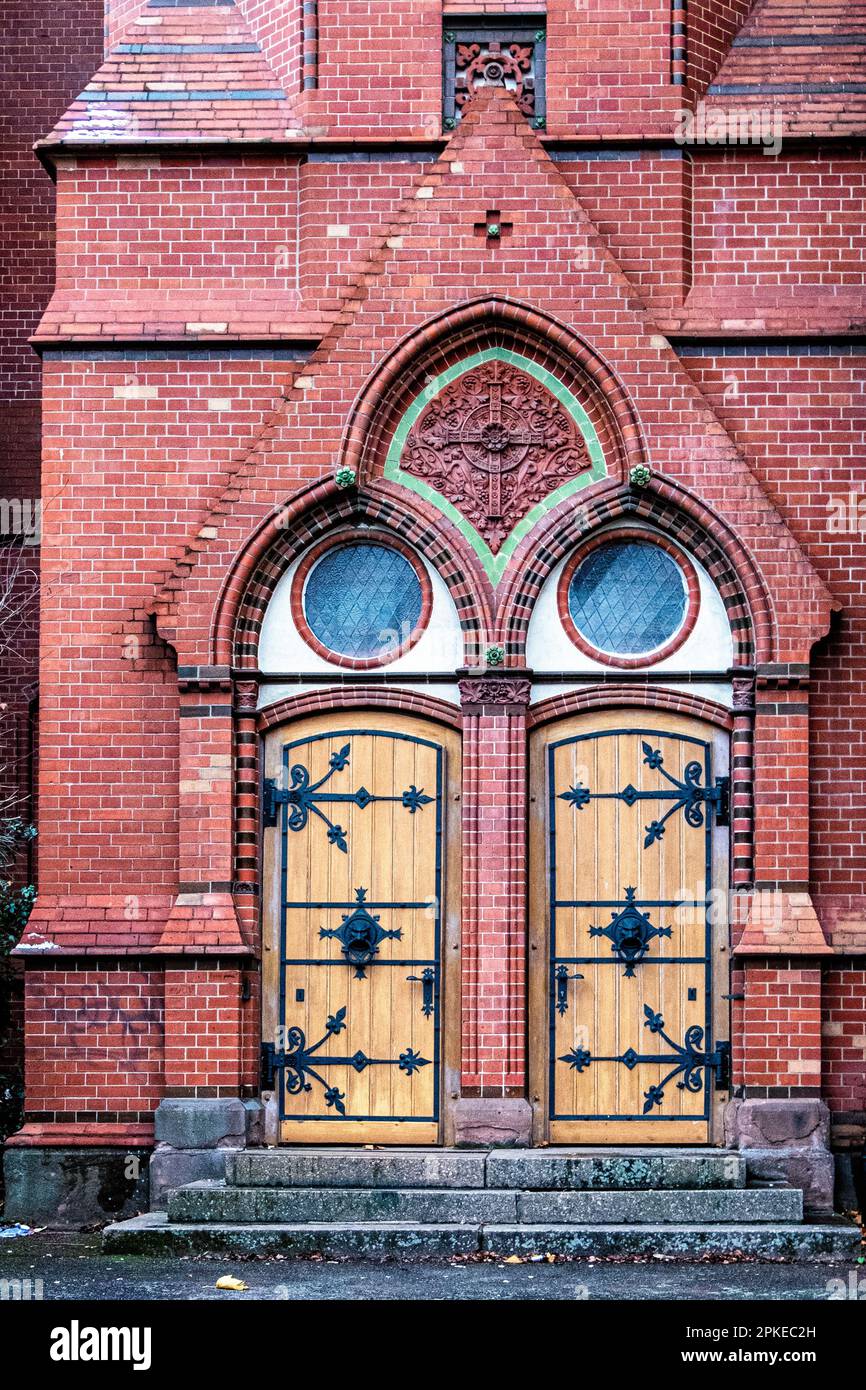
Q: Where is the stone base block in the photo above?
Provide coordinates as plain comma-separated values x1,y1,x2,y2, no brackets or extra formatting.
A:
149,1098,264,1208
725,1098,835,1213
452,1097,532,1147
154,1097,254,1150
2,1146,150,1229
740,1147,836,1215
148,1148,238,1210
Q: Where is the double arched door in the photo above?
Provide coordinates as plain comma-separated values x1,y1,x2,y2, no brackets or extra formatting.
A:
262,705,729,1145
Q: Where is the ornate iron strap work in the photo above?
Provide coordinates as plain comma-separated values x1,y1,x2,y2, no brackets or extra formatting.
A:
274,1007,431,1118
589,887,673,976
265,742,434,851
442,21,547,129
559,739,729,847
319,886,402,978
278,729,444,1126
559,1004,726,1115
548,727,725,1126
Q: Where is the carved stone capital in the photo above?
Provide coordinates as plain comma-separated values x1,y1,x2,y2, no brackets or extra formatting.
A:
459,676,532,709
732,675,756,712
234,679,260,712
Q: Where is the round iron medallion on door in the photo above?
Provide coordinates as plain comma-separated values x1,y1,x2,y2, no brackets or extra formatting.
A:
292,532,432,668
558,529,700,668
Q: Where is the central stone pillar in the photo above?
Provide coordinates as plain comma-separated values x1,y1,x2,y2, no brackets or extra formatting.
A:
454,673,532,1145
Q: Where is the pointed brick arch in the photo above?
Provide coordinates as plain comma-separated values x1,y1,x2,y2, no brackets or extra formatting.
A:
342,298,645,491
228,481,495,670
496,477,772,666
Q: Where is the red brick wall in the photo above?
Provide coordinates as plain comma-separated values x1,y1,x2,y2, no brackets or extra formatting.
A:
738,964,823,1092
36,355,293,895
822,965,866,1115
23,966,164,1119
678,349,866,900
692,154,866,294
688,0,755,95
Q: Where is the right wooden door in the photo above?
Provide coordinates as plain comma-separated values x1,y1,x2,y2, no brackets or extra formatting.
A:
530,708,731,1144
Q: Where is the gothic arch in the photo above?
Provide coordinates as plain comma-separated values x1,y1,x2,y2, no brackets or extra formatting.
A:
342,297,646,489
224,480,495,670
496,476,773,667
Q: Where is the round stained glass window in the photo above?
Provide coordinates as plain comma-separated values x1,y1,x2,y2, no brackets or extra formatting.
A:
562,537,696,663
298,539,428,665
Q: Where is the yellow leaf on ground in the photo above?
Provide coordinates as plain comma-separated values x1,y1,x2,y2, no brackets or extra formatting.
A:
215,1275,248,1291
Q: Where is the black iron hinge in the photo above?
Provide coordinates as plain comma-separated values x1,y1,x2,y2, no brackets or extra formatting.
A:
708,1039,731,1091
260,1042,285,1090
708,775,730,827
262,776,288,828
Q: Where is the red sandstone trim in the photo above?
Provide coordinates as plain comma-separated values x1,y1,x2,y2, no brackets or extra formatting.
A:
289,529,433,669
556,526,701,669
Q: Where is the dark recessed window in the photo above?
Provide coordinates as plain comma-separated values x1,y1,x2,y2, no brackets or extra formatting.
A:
298,540,427,665
443,19,546,130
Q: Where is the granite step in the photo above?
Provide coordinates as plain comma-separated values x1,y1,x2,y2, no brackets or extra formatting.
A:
227,1147,747,1191
102,1212,861,1262
168,1181,801,1225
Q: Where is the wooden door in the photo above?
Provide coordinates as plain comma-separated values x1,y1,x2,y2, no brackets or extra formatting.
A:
262,711,460,1144
530,708,730,1144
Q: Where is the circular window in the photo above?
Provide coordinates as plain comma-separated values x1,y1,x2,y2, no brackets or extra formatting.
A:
558,530,700,668
292,534,431,668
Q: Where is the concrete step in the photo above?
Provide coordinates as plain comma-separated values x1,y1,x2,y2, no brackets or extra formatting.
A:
169,1182,515,1225
103,1212,861,1262
227,1147,746,1191
228,1149,486,1190
168,1181,801,1225
486,1148,746,1190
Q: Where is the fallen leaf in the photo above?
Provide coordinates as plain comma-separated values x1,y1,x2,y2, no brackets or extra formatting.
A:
503,1255,523,1264
216,1275,248,1292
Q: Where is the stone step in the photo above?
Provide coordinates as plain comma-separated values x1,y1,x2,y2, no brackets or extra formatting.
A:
486,1148,746,1190
228,1149,486,1190
227,1147,746,1191
169,1182,513,1224
168,1181,801,1225
103,1212,861,1262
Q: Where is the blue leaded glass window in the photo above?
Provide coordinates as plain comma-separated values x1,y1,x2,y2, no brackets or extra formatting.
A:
303,543,424,661
567,541,687,655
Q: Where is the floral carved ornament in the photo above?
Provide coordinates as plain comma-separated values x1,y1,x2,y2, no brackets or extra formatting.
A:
401,360,590,551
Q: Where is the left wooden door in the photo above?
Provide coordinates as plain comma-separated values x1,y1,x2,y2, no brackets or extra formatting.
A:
262,711,459,1144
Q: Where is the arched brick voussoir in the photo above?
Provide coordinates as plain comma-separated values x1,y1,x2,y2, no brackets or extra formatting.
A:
529,684,735,733
257,685,463,734
203,478,496,671
496,473,828,669
346,295,643,487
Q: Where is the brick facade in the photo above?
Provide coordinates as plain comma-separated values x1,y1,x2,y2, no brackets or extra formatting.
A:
2,0,864,1208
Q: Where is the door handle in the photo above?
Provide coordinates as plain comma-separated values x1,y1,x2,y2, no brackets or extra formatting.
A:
406,968,435,1017
555,964,584,1016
